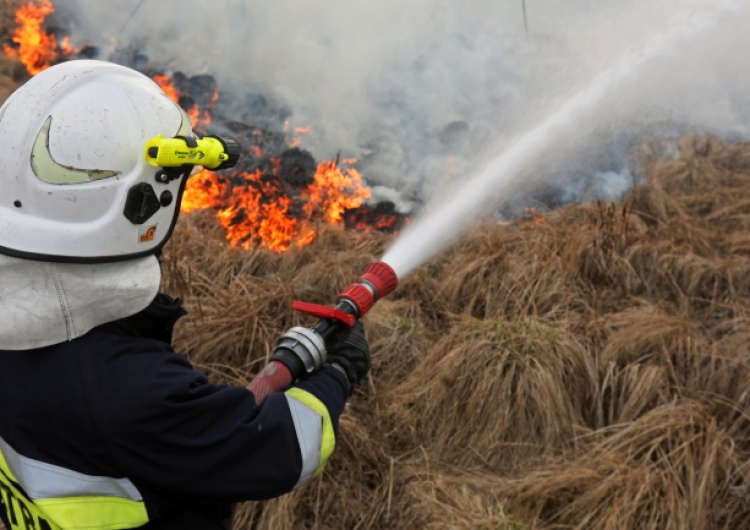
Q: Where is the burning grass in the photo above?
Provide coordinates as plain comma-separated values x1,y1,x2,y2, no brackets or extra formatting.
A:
157,134,750,529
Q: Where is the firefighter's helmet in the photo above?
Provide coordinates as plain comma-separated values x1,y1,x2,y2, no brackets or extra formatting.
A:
0,59,194,262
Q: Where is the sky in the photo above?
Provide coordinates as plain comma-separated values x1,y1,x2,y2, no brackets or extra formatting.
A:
57,0,750,216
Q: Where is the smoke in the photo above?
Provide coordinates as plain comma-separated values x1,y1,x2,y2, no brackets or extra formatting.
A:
58,0,750,213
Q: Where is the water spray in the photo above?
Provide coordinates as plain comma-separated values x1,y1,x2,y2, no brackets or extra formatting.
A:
248,0,748,402
247,261,398,402
381,0,748,279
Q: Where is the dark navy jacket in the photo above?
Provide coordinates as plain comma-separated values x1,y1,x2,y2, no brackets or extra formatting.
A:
0,295,349,529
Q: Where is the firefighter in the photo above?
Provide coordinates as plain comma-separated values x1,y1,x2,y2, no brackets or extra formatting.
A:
0,60,370,530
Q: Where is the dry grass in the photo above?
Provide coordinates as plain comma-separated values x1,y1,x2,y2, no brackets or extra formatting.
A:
158,134,750,529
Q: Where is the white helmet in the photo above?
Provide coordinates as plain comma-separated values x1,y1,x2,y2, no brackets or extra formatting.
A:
0,59,195,262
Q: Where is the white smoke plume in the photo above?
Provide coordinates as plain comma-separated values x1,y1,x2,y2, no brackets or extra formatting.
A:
57,0,750,215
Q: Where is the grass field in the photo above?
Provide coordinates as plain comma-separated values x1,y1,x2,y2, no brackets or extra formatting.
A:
157,134,750,529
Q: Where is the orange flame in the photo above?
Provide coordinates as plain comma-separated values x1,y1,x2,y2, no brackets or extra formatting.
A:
152,74,180,102
151,74,381,251
283,120,312,148
187,98,216,130
151,73,218,130
303,160,371,224
59,36,77,56
4,0,58,75
150,73,399,251
216,170,310,253
181,169,229,213
182,159,372,252
524,207,546,226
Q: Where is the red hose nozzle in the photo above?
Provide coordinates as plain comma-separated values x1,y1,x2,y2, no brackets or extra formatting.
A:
336,261,398,318
360,261,399,299
250,261,398,402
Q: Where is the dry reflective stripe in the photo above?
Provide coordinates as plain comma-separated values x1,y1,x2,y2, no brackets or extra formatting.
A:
284,388,336,489
0,436,141,500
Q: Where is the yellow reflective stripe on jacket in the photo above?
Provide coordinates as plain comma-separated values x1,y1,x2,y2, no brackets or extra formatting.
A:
35,497,148,530
284,387,336,489
0,466,61,530
0,436,148,530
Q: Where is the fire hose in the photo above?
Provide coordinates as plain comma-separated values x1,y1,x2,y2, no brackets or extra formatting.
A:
141,134,398,402
247,261,398,403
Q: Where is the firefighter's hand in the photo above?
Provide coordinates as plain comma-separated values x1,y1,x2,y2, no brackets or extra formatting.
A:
326,321,370,394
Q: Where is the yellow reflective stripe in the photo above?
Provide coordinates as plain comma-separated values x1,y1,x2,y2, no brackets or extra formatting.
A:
0,439,149,530
35,496,148,530
284,396,322,488
0,466,61,530
285,387,336,479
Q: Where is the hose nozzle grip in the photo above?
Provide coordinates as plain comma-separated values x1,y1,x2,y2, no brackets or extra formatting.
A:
272,326,327,378
291,301,357,327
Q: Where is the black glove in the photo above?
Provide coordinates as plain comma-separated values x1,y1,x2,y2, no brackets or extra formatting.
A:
326,321,371,393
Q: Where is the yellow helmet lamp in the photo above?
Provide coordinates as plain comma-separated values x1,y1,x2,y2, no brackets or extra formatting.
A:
145,134,240,183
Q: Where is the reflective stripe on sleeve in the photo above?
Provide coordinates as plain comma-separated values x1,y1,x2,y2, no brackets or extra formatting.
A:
284,387,336,489
0,436,148,530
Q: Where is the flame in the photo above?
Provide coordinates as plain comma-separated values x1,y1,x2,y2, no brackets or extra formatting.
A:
346,207,407,232
154,67,404,252
151,71,367,252
187,103,212,130
283,120,312,148
186,86,218,130
181,169,229,213
4,0,58,75
524,207,546,226
303,160,371,224
216,170,310,253
59,36,76,56
151,73,218,130
152,74,180,102
182,158,373,252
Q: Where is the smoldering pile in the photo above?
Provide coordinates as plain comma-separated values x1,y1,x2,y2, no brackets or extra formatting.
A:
136,65,411,250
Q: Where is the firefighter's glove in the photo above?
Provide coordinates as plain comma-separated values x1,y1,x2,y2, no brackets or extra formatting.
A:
326,321,370,394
